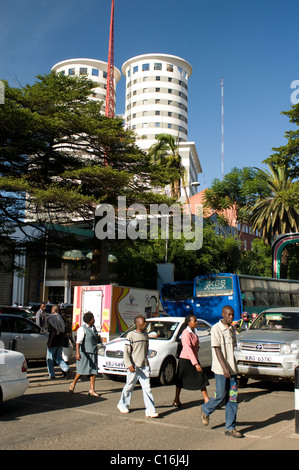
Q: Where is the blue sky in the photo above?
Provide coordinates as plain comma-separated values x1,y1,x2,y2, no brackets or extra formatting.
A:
1,0,299,188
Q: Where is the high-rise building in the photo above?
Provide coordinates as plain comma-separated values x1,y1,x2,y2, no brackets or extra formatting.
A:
122,53,201,198
51,58,121,114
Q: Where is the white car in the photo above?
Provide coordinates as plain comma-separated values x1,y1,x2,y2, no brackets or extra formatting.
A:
98,316,212,385
0,349,29,402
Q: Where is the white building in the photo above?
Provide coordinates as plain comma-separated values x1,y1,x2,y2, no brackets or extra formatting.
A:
121,53,201,198
51,58,121,114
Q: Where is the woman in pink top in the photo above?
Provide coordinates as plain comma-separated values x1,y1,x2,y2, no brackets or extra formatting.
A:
173,314,209,408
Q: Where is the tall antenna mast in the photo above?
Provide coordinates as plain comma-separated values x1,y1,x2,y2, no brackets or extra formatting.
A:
105,0,115,118
221,77,224,179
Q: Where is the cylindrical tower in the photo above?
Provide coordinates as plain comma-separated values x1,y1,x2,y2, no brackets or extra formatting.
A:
122,53,192,150
51,58,121,114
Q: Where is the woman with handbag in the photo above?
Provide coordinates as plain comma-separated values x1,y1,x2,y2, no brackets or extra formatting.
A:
69,311,101,397
173,314,210,408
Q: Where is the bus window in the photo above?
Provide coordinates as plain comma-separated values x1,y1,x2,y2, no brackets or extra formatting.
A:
241,291,255,307
161,282,193,301
195,276,233,297
255,292,270,307
291,294,299,307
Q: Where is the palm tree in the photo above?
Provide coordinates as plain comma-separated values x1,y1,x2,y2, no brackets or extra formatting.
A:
248,162,299,245
148,134,187,199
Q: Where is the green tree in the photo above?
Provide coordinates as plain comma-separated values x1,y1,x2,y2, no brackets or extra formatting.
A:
202,167,267,238
248,162,299,244
148,134,187,199
0,73,173,280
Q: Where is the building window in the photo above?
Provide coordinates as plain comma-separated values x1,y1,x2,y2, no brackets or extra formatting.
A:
142,111,147,116
103,71,107,78
156,76,160,80
143,100,147,105
168,89,172,93
168,77,172,82
167,64,174,72
154,63,162,70
142,123,147,128
92,68,99,76
168,123,172,128
155,110,160,115
168,112,172,116
68,68,75,75
142,63,150,71
155,99,160,103
133,66,138,74
156,88,160,92
155,122,160,127
80,68,88,75
132,113,136,118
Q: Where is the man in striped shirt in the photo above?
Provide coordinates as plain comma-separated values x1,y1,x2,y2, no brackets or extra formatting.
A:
117,316,158,418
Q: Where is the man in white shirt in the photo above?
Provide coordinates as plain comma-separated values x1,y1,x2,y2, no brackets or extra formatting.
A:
201,305,243,438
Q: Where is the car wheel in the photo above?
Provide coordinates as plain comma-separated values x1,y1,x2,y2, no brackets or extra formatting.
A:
238,376,249,388
159,357,176,386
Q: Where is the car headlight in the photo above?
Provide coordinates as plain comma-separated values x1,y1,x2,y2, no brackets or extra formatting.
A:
98,346,106,356
291,341,299,354
235,341,241,351
281,344,291,355
148,349,157,358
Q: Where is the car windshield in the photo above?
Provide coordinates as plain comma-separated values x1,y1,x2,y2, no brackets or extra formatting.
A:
121,321,180,340
250,311,299,331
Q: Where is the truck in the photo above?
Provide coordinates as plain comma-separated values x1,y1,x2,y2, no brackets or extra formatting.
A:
72,284,159,343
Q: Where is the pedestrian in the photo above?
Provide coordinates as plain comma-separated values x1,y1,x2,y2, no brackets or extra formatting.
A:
117,315,158,418
201,305,243,438
36,303,47,328
45,304,70,380
69,311,101,397
173,314,209,408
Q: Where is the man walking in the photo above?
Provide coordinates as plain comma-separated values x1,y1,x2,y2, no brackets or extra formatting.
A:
45,305,70,380
36,303,47,328
201,305,243,438
117,315,158,418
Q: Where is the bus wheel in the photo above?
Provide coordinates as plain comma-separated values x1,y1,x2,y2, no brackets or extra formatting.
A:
159,357,176,386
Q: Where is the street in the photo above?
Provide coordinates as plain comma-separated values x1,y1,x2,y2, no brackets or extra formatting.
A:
1,359,299,456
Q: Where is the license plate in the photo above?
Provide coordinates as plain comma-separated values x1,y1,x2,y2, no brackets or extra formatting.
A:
245,355,272,363
105,360,125,368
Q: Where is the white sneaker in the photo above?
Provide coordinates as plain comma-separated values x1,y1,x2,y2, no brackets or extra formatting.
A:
146,412,159,418
117,404,129,414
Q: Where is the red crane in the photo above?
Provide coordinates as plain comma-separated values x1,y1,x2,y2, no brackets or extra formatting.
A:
105,0,115,118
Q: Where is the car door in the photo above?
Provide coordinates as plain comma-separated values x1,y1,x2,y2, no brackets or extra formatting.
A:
0,315,15,350
196,321,212,368
10,316,48,359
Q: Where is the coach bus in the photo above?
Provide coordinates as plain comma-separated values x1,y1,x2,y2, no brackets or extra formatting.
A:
160,273,299,325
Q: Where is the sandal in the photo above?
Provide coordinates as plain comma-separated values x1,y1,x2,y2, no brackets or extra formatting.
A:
173,401,183,408
69,383,75,393
88,390,100,397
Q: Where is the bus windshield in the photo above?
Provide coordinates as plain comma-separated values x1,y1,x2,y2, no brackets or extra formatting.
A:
195,276,233,297
161,282,194,301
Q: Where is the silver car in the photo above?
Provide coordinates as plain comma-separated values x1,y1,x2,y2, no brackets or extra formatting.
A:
0,314,72,362
235,307,299,385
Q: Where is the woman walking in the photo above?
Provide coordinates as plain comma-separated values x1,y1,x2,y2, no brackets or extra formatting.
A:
69,311,101,397
173,314,209,407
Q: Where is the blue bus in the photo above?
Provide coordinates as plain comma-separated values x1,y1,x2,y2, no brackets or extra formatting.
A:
161,273,299,325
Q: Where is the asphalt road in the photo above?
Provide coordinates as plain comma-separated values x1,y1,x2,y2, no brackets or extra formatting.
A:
1,359,299,457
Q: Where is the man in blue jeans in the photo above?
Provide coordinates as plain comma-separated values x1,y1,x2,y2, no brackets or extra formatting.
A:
46,305,70,380
201,305,243,438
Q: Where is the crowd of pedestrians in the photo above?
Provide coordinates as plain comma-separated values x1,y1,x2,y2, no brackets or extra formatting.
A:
39,303,243,438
